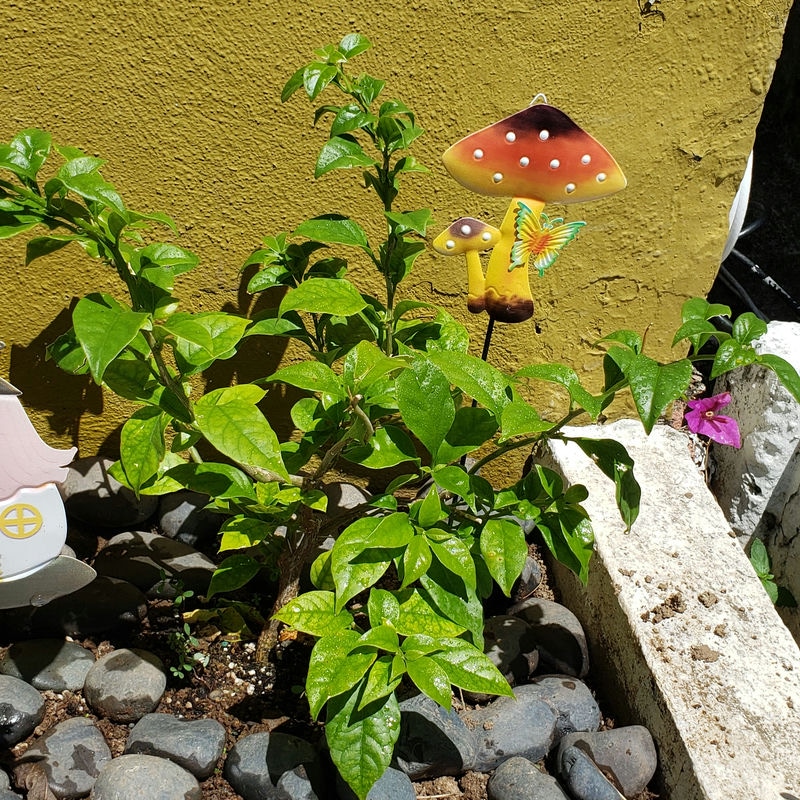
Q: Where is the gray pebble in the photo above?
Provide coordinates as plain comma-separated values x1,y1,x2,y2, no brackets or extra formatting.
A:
125,713,226,779
508,597,590,677
0,639,94,692
224,731,322,800
275,765,318,799
84,648,166,722
511,555,543,602
90,753,201,799
0,768,10,789
157,490,222,546
487,756,570,800
0,675,44,747
0,792,21,799
60,457,158,528
17,717,111,798
557,727,657,797
337,766,415,800
558,745,625,799
525,676,601,739
93,530,216,598
30,576,148,637
461,686,557,771
394,693,477,779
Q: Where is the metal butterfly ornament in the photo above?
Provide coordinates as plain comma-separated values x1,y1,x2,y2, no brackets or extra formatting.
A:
510,202,586,275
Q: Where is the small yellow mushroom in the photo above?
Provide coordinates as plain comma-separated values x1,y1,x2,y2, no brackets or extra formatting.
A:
432,217,501,314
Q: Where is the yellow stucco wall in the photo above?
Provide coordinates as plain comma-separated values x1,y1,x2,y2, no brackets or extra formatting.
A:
0,0,793,466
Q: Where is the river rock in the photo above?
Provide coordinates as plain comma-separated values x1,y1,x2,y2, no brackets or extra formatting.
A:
0,639,94,692
511,554,543,602
557,745,625,799
487,756,570,800
508,597,590,677
125,713,226,779
461,686,558,771
60,456,158,528
83,648,166,722
16,717,111,798
525,676,601,739
394,693,477,779
337,766,416,800
275,765,318,800
29,576,148,637
93,530,216,597
224,731,322,799
157,490,222,546
90,754,201,799
556,727,657,797
0,675,44,747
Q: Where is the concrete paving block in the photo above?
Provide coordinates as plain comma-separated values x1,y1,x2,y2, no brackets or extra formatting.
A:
545,419,800,800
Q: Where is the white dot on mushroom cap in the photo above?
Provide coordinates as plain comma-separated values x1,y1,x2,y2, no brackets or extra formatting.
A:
549,159,560,169
519,156,530,167
596,172,607,182
481,231,493,241
473,149,484,160
492,172,504,183
565,183,576,193
505,131,517,143
581,154,591,165
460,224,472,235
539,130,550,141
446,240,456,249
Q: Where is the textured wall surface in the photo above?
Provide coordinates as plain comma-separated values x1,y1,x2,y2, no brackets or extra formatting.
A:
0,0,793,460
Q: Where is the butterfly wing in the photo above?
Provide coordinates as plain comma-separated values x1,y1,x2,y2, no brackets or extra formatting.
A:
511,202,586,276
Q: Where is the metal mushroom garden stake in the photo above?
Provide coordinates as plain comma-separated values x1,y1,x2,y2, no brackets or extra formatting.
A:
436,95,627,356
0,377,95,609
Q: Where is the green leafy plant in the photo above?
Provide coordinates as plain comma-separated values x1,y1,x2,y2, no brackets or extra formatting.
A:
3,35,800,799
748,538,797,607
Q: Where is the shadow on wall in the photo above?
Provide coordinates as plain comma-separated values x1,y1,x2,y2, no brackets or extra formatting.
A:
9,305,103,448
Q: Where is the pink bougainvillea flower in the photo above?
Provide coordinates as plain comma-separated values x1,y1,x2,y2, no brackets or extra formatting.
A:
684,392,741,448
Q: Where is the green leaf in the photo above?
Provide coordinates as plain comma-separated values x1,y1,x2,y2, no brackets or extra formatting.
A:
360,656,403,709
384,209,432,236
56,156,126,216
281,67,305,102
429,637,514,698
397,535,432,588
569,437,640,530
303,62,338,100
428,536,476,590
25,234,78,265
218,517,271,551
406,655,452,709
731,312,768,345
267,360,344,398
419,570,484,646
280,277,367,317
194,385,289,481
395,357,455,460
480,519,528,597
166,462,256,500
342,340,402,394
118,407,167,494
599,330,642,354
757,354,800,405
437,407,498,463
294,215,371,250
207,554,261,599
163,312,249,370
748,538,770,577
671,317,727,352
710,339,758,379
499,398,553,441
515,364,603,420
357,624,399,653
46,328,88,375
307,630,375,719
339,32,371,57
537,511,594,585
0,128,51,179
367,588,400,628
315,136,375,178
72,293,150,382
330,104,377,137
395,588,466,637
427,351,511,418
345,425,419,469
326,684,400,800
417,488,445,528
681,297,731,322
273,590,354,638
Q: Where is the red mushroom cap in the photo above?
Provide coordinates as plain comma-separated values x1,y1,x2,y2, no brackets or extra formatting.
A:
442,102,627,204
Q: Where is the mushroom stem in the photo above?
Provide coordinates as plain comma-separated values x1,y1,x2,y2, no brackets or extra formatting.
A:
483,197,545,323
464,250,486,313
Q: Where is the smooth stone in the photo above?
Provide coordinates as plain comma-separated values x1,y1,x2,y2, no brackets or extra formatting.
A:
60,456,158,528
93,530,216,597
275,765,318,799
511,554,543,603
17,717,111,798
525,676,601,739
84,648,166,722
0,639,94,692
0,771,8,790
508,597,590,677
394,693,477,779
29,576,147,637
0,792,21,799
487,756,570,800
157,490,222,546
336,766,415,800
224,731,322,800
90,754,201,799
125,713,226,779
557,727,657,797
558,745,625,799
461,686,558,771
0,675,44,747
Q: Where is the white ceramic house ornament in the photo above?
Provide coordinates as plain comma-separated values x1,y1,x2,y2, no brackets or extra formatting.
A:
0,377,95,608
